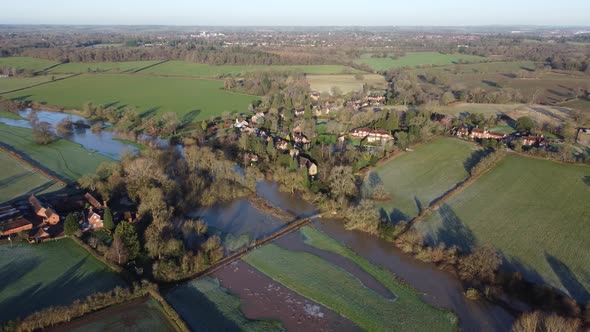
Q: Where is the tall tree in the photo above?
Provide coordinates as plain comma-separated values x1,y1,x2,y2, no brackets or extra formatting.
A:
64,213,79,236
106,237,129,265
328,166,357,204
103,207,114,231
114,222,140,260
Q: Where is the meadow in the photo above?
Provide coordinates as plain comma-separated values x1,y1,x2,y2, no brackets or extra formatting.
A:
4,74,257,121
0,238,124,323
0,123,112,182
50,60,162,74
0,57,59,72
244,227,456,331
52,297,176,332
166,277,282,331
307,74,387,94
416,154,590,302
138,60,364,77
0,75,70,93
408,60,536,77
363,138,479,222
0,151,62,203
355,52,489,71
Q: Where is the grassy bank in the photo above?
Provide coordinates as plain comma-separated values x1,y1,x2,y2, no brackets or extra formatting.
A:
165,277,283,331
244,228,456,331
0,238,124,323
0,123,112,182
416,154,590,302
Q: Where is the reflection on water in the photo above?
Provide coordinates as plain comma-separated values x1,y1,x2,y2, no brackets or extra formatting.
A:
0,109,138,159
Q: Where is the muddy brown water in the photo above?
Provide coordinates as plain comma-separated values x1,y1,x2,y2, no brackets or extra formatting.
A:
255,181,515,331
213,260,360,332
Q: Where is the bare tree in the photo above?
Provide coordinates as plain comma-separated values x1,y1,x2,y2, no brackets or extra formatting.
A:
107,237,129,265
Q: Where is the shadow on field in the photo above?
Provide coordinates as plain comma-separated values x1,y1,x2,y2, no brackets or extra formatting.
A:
140,107,161,119
463,149,493,175
482,80,499,87
582,176,590,186
380,208,409,224
0,257,41,294
0,171,31,187
8,94,33,101
166,284,241,332
545,253,590,303
429,204,475,253
181,110,202,127
0,257,120,323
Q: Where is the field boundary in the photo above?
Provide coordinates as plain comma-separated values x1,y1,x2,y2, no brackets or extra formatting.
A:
0,73,80,95
132,60,169,73
0,144,67,187
147,290,190,332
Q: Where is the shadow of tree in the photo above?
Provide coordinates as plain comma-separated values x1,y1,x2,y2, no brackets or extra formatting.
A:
0,257,41,294
583,176,590,186
0,253,123,323
165,280,242,332
181,110,202,127
431,204,476,253
414,196,423,215
379,207,409,224
463,148,493,174
140,107,161,119
545,253,590,303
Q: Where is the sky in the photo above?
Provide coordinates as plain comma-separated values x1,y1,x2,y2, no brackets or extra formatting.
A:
2,0,589,26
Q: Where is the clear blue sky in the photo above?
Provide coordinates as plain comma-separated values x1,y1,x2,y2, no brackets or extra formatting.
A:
2,0,589,26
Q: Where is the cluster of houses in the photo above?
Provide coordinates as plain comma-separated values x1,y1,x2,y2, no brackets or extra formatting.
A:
455,125,547,147
349,127,395,143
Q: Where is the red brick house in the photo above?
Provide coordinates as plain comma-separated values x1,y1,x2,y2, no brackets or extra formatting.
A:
87,210,103,230
29,195,60,225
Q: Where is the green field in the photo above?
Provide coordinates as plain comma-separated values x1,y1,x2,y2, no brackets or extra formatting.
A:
0,75,70,93
138,60,363,77
416,154,590,302
166,277,282,331
53,297,176,332
4,74,256,121
0,57,59,72
307,74,387,94
244,227,456,331
0,110,25,120
0,151,62,203
408,61,536,76
50,61,162,74
0,123,112,182
355,52,489,71
364,138,479,222
0,238,124,323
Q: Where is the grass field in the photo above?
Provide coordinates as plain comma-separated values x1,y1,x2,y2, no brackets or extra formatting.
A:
416,154,590,302
138,60,364,77
307,74,387,94
0,57,59,72
244,227,456,331
356,52,489,71
408,61,536,77
4,74,257,121
0,75,70,93
0,238,124,323
0,110,25,120
560,98,590,112
0,123,112,182
166,277,282,331
53,297,176,332
0,151,62,203
50,61,162,74
363,138,479,222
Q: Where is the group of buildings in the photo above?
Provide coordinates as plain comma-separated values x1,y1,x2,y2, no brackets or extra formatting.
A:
455,126,547,147
349,127,395,143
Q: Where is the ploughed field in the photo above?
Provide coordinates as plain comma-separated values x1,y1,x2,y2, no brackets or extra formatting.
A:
415,154,590,302
0,238,124,323
0,123,112,182
363,138,479,222
0,151,61,203
50,297,176,332
166,277,283,331
3,74,257,121
355,52,489,71
243,226,457,331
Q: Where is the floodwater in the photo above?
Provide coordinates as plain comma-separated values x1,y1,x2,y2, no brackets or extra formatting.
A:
0,109,138,159
256,181,514,331
213,260,360,332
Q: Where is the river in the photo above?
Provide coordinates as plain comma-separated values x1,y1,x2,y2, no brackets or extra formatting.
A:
0,109,138,159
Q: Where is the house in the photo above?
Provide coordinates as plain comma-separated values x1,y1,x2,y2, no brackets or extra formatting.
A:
84,192,102,210
470,128,507,140
365,91,386,104
32,227,51,243
350,127,372,139
522,134,544,146
298,155,319,177
310,91,321,101
87,209,103,229
455,126,469,137
123,211,140,223
244,152,259,165
293,108,305,117
251,112,265,124
275,138,289,150
367,129,394,143
234,118,250,129
28,195,60,225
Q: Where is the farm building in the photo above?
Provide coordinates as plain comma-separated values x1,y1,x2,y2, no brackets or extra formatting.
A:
28,195,60,225
0,205,32,236
84,192,103,210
